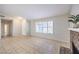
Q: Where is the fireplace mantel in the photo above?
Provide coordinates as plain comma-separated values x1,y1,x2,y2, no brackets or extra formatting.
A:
68,28,79,32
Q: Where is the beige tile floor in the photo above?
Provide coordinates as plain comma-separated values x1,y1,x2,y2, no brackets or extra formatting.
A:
0,36,70,54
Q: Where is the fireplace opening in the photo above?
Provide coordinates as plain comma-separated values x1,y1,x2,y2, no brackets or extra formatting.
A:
72,42,79,54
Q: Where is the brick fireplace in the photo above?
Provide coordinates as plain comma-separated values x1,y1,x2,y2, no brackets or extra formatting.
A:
70,30,79,54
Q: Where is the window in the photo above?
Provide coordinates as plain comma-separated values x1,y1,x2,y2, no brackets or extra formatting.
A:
36,21,53,34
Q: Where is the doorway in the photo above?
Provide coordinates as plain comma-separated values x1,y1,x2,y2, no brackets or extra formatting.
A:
4,24,9,36
1,20,12,38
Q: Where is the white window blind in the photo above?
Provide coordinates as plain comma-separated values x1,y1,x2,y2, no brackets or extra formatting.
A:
36,21,53,34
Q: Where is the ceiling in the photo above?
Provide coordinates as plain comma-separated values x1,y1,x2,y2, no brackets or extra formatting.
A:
0,4,72,20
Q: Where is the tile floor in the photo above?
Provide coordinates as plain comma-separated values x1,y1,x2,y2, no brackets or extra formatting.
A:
0,36,70,54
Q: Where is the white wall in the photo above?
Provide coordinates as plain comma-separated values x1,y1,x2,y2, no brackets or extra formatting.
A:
71,5,79,15
12,19,22,36
12,18,28,36
22,19,29,35
30,15,70,43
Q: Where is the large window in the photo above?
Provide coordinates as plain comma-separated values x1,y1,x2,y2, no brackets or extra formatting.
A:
36,21,53,34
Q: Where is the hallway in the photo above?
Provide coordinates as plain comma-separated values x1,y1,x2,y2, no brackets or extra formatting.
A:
1,20,12,38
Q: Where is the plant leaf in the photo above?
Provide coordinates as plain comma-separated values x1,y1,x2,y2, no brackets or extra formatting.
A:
76,19,79,22
68,20,74,22
69,15,76,20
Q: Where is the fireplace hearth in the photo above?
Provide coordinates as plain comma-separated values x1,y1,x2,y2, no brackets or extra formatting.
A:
72,42,79,54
